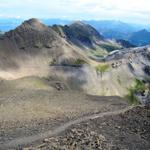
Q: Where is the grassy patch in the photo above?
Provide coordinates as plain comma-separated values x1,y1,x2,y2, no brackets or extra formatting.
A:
89,43,121,58
90,48,108,57
74,59,88,66
95,64,109,78
126,79,147,105
31,80,48,88
100,44,121,52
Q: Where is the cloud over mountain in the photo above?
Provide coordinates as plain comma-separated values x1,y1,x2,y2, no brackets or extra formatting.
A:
0,0,150,24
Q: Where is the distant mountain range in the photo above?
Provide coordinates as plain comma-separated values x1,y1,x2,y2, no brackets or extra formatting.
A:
128,29,150,46
86,20,150,46
0,18,150,46
0,18,23,31
86,20,138,39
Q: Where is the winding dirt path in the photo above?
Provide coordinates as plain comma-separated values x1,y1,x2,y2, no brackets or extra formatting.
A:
1,106,134,149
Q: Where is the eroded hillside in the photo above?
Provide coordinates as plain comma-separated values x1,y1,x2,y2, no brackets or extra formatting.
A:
0,18,150,149
0,18,149,103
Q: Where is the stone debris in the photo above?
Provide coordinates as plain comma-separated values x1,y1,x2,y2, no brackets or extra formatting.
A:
31,128,109,150
111,61,122,68
29,106,150,150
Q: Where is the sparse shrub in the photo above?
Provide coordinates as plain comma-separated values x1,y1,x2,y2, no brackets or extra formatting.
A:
74,59,87,66
134,79,147,92
49,58,57,66
101,44,121,52
95,64,109,78
126,79,147,104
90,48,108,57
34,42,43,48
126,88,139,105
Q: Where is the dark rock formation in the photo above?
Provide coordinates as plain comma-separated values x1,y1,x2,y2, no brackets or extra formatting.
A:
52,21,104,49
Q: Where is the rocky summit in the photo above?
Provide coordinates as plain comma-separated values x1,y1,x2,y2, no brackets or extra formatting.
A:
52,21,104,49
4,18,62,49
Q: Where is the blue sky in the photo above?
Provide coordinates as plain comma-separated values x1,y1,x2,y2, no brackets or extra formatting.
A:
0,0,150,24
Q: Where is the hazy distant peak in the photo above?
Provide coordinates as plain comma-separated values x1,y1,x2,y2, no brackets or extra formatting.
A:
70,21,87,26
137,29,149,33
132,29,150,36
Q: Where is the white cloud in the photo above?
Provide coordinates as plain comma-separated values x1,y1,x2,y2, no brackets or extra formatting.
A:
0,0,150,24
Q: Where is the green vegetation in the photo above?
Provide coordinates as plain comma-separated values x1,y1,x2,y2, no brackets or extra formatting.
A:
95,64,109,78
89,43,121,58
100,44,121,52
126,79,147,104
32,80,48,89
74,59,87,66
50,58,87,66
90,48,108,57
49,58,57,66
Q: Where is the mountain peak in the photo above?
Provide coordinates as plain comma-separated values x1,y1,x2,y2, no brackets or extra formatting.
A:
25,18,40,24
52,20,104,49
4,18,62,49
133,29,150,36
22,18,46,31
138,29,149,33
70,21,87,27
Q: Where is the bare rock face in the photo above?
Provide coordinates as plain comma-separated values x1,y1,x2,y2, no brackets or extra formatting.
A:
52,21,104,49
4,18,62,50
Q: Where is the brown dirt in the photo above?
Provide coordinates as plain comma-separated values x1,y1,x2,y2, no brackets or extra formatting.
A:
0,85,128,149
28,106,150,150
